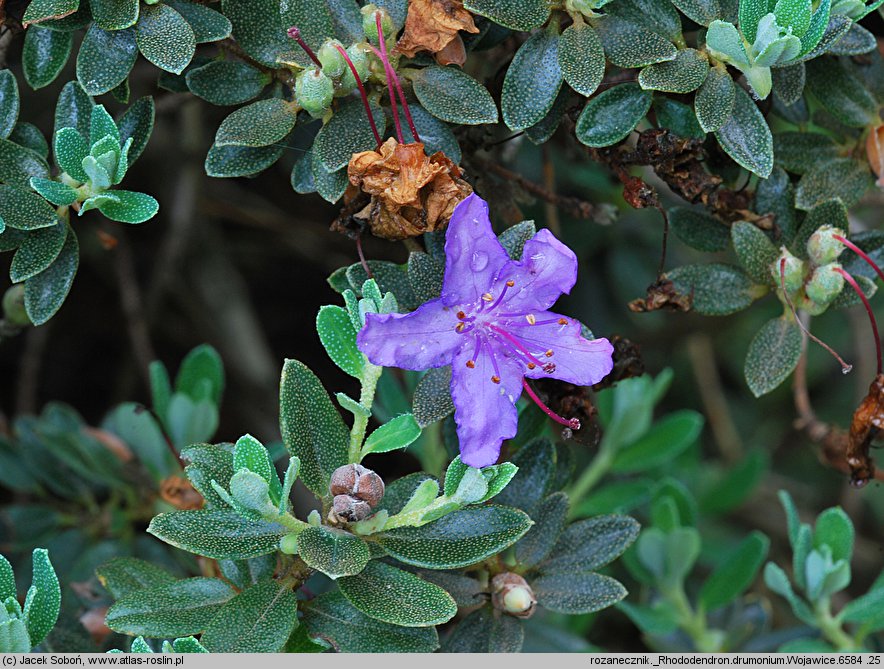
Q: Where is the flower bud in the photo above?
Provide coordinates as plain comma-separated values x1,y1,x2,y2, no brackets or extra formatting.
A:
771,248,805,294
491,573,537,619
295,68,334,118
318,39,347,78
2,285,30,327
329,463,385,507
805,262,845,307
331,493,373,522
361,5,395,43
279,533,299,554
807,225,845,266
339,45,369,93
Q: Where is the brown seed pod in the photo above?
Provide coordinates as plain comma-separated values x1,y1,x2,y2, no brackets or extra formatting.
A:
329,464,385,508
331,494,373,522
491,573,537,619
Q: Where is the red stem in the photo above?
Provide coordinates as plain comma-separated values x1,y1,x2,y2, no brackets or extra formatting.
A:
368,44,403,143
833,234,884,285
287,27,322,69
374,13,420,143
779,259,853,374
334,45,383,147
834,267,882,375
521,378,581,430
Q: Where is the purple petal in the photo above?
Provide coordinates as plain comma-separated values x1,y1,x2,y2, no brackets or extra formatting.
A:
450,338,523,468
494,229,578,313
440,194,511,307
505,311,614,386
357,298,464,370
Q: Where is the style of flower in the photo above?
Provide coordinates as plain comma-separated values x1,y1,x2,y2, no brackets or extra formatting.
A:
357,194,614,467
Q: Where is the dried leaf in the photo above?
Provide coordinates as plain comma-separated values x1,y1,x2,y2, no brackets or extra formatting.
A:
347,138,472,241
160,475,205,510
846,374,882,487
628,278,692,313
867,124,884,188
396,0,478,66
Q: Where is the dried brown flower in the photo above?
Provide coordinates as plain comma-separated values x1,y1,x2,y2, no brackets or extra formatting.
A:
396,0,478,66
845,373,882,487
628,278,693,313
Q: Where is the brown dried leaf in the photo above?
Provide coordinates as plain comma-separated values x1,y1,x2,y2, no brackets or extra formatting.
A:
628,278,692,313
160,475,204,510
347,138,472,240
845,374,882,487
396,0,478,65
867,124,884,187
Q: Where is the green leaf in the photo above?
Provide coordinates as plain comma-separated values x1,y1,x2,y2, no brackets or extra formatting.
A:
316,305,364,378
54,81,92,142
94,190,158,224
699,449,768,514
233,434,279,500
90,0,138,30
666,263,760,316
533,573,627,614
462,0,548,30
493,438,555,515
670,207,730,251
757,167,798,242
596,16,677,68
9,122,48,159
806,56,878,128
411,66,498,126
443,606,523,652
840,588,884,631
813,507,854,563
608,0,684,42
148,509,288,559
525,88,568,144
106,578,235,638
0,70,19,140
10,219,68,283
617,601,679,635
298,526,370,579
654,97,704,139
401,104,461,163
0,185,58,231
502,31,562,132
671,0,731,25
23,226,78,325
117,97,155,168
515,491,569,568
279,359,349,498
739,0,768,42
0,555,14,601
165,0,232,43
221,0,294,69
363,414,421,456
199,581,297,652
0,138,50,188
540,514,640,574
302,591,439,652
407,251,444,303
412,368,453,428
377,505,532,569
639,48,709,93
795,157,873,211
205,143,284,178
171,637,209,653
313,97,385,171
337,561,457,627
22,27,73,90
22,0,79,25
771,62,806,105
764,563,815,625
186,60,268,106
134,3,196,75
714,85,773,177
0,619,32,653
827,22,877,56
175,344,224,403
732,221,778,284
310,157,348,204
181,444,235,507
215,98,298,148
558,24,605,97
700,531,770,613
96,558,176,600
279,0,336,68
29,178,75,208
744,317,802,397
611,411,704,473
773,132,840,175
575,83,652,148
22,549,60,647
76,25,137,96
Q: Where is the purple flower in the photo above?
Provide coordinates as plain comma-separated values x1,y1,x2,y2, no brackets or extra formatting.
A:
357,194,614,468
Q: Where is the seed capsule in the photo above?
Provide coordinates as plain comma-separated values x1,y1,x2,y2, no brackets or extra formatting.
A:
491,573,536,619
329,463,385,508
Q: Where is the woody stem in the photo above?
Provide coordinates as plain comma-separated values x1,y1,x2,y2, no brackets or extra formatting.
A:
334,45,382,147
834,267,882,375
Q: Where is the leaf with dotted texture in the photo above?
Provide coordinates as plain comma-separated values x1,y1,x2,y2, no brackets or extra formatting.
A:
502,30,562,132
575,83,652,148
0,139,50,188
96,558,177,601
362,413,421,456
558,23,605,98
106,578,235,638
92,190,158,224
215,98,297,148
515,491,569,568
595,16,677,69
76,25,138,96
181,444,235,508
714,85,773,178
22,549,60,647
186,61,269,106
9,123,49,160
539,514,640,575
694,65,735,133
0,70,19,140
0,185,59,231
313,97,386,172
411,66,498,126
22,28,72,91
9,219,69,283
221,0,296,68
147,509,289,559
199,580,297,652
298,527,370,579
462,0,548,30
135,3,196,75
22,0,80,25
279,359,349,498
665,263,760,316
337,560,456,627
442,606,523,652
0,619,31,652
794,158,873,211
731,221,778,285
639,48,709,93
533,572,627,614
204,144,284,178
412,367,453,427
302,590,439,652
90,0,139,31
670,207,730,252
377,505,532,569
744,317,802,397
493,438,555,515
165,0,232,43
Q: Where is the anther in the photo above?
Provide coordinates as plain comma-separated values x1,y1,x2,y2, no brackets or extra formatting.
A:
543,363,556,373
545,350,554,357
527,363,536,369
455,323,466,333
466,360,475,369
491,376,501,384
457,311,466,320
506,280,515,287
526,314,536,325
482,293,494,302
557,318,568,325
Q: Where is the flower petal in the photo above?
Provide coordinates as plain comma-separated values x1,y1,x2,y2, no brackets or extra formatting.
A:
357,298,463,370
504,311,614,386
440,194,510,306
450,339,523,468
494,228,578,313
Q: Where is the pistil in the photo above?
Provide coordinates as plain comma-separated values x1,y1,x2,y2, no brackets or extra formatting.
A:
833,234,884,284
333,44,382,147
287,27,322,68
834,267,882,375
521,379,581,430
489,324,555,373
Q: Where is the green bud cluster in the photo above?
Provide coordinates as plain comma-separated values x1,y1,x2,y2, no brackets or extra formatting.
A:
770,228,849,315
293,39,370,119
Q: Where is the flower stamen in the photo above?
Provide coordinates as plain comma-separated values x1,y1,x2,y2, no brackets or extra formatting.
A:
486,280,515,311
526,314,536,325
834,267,882,375
488,324,553,373
521,379,581,430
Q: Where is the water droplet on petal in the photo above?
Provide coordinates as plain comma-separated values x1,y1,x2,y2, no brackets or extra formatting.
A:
471,251,488,271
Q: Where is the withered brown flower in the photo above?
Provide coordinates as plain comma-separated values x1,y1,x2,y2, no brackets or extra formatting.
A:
347,138,472,241
845,373,882,487
396,0,479,66
867,124,884,188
